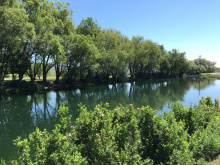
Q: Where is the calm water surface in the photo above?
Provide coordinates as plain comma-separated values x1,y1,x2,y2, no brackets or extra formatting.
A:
0,78,220,161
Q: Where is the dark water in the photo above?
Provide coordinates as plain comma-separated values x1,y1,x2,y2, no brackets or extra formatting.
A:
0,78,220,161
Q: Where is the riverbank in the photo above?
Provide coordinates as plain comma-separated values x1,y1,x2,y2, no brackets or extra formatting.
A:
0,76,156,96
201,72,220,79
1,74,219,96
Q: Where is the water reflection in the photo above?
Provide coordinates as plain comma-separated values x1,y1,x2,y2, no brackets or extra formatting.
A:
0,78,217,161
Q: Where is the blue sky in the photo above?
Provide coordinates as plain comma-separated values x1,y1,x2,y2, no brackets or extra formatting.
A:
65,0,220,67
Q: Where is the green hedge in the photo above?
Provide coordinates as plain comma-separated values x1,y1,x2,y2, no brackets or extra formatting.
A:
1,97,220,164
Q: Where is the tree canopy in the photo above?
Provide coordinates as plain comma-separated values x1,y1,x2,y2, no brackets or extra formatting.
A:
0,0,217,85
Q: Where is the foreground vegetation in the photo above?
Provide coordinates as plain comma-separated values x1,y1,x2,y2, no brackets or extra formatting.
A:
0,97,220,164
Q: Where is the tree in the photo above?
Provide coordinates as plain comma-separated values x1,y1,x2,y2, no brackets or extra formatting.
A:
168,49,189,77
194,58,216,73
129,37,162,79
20,0,74,83
76,17,101,43
64,34,99,83
96,29,130,82
52,1,75,83
159,54,171,77
128,36,144,79
142,41,162,78
0,2,34,83
188,61,199,74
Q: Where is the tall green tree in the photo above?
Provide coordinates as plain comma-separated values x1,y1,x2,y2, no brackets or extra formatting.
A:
76,17,101,43
130,36,162,79
52,1,75,82
168,49,189,77
64,34,99,83
194,58,216,73
96,29,129,81
142,41,162,78
0,1,34,83
22,0,72,83
159,54,171,77
128,36,144,79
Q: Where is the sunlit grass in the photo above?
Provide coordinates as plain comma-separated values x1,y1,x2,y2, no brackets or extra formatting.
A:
201,72,220,79
4,70,56,81
210,155,220,165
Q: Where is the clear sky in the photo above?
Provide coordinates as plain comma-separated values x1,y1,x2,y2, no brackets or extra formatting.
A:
64,0,220,67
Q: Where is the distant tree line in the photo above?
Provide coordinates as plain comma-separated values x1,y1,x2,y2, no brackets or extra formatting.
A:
0,0,217,85
188,58,216,74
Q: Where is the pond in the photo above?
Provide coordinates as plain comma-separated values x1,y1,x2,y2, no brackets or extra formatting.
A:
0,78,220,161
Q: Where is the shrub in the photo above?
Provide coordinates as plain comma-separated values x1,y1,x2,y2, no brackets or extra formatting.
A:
215,98,219,109
2,97,220,164
11,104,87,165
74,103,152,164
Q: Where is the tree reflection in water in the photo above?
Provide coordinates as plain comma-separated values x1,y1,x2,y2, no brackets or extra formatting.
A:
0,78,217,161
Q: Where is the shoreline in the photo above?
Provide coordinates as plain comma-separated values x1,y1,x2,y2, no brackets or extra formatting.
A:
0,75,216,96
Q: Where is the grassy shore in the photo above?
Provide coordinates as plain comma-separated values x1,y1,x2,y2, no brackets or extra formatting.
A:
4,70,56,81
201,72,220,79
210,156,220,165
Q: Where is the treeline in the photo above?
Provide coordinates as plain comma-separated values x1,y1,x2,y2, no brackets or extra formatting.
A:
0,0,216,85
188,58,216,74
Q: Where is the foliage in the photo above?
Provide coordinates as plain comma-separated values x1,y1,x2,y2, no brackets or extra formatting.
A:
168,49,189,77
188,58,216,74
62,34,100,84
1,97,220,164
76,17,101,42
0,2,34,83
1,0,201,85
96,29,130,82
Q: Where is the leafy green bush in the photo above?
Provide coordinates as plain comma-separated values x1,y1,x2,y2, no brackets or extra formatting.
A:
189,120,220,161
75,103,152,164
2,97,220,164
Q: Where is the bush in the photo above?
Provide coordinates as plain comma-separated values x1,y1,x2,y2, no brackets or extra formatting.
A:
2,97,220,164
11,104,87,165
75,103,152,164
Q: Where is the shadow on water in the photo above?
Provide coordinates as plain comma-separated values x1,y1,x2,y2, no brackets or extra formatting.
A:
0,78,216,161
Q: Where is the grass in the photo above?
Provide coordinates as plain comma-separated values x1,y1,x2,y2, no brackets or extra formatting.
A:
201,71,220,79
4,70,56,81
210,156,220,165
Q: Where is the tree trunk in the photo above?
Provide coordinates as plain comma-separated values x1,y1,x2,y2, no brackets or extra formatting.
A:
55,66,60,82
12,73,16,81
19,72,23,83
112,74,116,80
129,66,134,79
30,74,34,84
43,71,47,83
43,63,47,83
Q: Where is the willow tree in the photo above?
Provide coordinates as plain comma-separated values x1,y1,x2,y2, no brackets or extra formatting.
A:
168,49,189,77
128,36,144,78
76,17,101,43
52,1,75,82
142,40,162,78
194,58,216,73
96,29,130,81
21,0,71,83
64,34,99,83
0,1,34,83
